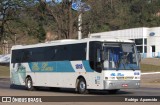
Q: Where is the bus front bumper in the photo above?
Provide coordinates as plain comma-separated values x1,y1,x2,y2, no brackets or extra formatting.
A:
103,80,140,89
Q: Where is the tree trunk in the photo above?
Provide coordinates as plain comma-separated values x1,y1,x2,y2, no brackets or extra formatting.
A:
68,2,73,39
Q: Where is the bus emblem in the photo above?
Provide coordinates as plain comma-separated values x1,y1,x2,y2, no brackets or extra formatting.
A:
75,64,83,69
111,73,116,76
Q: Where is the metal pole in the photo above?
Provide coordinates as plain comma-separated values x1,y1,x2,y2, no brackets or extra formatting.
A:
78,13,82,40
142,37,145,58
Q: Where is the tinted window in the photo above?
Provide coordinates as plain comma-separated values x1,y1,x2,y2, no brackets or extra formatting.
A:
54,43,86,61
89,41,102,71
11,43,87,63
12,50,23,63
69,43,86,60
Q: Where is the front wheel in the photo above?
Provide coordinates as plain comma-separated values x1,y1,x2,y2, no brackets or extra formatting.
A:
26,77,34,91
77,78,87,94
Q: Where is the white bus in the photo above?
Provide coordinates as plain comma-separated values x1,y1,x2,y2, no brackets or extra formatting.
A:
10,38,141,94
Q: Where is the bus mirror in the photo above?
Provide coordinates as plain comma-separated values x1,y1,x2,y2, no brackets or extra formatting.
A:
138,54,141,62
137,51,141,62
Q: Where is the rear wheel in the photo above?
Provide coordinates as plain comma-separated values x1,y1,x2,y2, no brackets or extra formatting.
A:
26,77,34,91
77,78,87,94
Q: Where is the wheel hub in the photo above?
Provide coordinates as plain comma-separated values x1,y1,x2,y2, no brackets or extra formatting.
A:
80,81,85,90
27,80,31,89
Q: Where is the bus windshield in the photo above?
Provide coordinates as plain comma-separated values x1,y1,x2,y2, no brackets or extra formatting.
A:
103,43,139,70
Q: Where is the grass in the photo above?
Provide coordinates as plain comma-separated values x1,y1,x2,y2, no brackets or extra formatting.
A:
140,64,160,73
0,65,9,77
0,64,160,77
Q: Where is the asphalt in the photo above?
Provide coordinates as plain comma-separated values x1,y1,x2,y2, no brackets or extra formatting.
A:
0,74,160,104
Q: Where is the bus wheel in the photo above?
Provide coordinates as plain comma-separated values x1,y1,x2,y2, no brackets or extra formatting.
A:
77,78,87,94
108,89,119,94
26,77,34,91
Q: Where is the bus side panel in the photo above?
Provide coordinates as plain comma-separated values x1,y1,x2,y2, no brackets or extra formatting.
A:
82,61,104,90
10,61,104,90
10,63,27,85
29,60,104,90
33,60,104,89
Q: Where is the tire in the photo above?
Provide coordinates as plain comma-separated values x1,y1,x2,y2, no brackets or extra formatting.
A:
108,89,119,94
77,78,87,94
26,77,34,91
10,84,15,89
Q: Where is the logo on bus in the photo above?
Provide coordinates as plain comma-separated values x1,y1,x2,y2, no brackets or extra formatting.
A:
75,64,83,69
111,73,124,76
117,73,124,76
111,73,116,76
134,72,140,75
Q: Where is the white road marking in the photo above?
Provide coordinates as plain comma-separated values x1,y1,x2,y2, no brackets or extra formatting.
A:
141,72,160,75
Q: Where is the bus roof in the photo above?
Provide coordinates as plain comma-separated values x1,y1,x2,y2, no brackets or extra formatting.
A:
11,38,134,50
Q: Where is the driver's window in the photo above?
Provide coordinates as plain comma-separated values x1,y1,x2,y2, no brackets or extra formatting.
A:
103,47,121,69
103,48,109,69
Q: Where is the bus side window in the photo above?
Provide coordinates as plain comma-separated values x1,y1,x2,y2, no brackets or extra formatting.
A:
21,50,29,62
51,48,56,60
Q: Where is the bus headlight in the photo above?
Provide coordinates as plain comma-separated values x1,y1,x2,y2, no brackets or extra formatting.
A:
135,77,140,79
111,77,115,80
105,77,108,80
105,77,116,80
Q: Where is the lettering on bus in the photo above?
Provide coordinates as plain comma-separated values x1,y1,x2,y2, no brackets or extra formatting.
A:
42,62,53,71
31,62,53,71
75,64,83,69
117,73,124,76
110,73,124,76
111,73,116,76
32,63,40,71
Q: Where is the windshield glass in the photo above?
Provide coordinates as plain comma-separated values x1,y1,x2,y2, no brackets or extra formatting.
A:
103,43,139,70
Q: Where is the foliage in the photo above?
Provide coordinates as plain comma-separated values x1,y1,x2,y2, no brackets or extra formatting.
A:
0,0,160,44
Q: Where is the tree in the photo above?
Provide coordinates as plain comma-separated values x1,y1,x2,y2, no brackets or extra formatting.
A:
82,0,160,37
1,0,160,46
0,0,38,44
0,0,17,41
38,0,83,39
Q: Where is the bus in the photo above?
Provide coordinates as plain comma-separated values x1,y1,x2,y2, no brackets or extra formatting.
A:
10,38,141,94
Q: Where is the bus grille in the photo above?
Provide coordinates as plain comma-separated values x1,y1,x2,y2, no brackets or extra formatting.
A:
116,76,134,80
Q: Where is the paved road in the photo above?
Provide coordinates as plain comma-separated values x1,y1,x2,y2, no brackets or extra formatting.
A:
0,78,160,96
0,68,159,105
0,78,160,105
